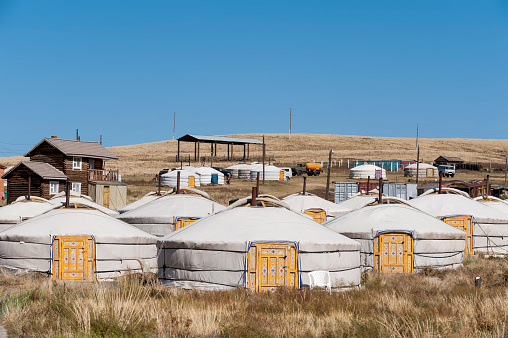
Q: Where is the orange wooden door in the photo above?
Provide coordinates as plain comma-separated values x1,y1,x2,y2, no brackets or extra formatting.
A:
374,233,413,273
52,236,95,281
442,216,473,255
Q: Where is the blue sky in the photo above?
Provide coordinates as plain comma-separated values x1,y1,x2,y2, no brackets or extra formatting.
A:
0,1,507,155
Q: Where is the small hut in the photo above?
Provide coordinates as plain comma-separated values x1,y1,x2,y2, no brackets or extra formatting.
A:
404,163,438,178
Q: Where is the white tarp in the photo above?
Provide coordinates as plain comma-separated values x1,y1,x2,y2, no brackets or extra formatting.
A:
325,204,466,271
117,194,226,237
158,207,361,291
409,194,508,254
0,209,158,279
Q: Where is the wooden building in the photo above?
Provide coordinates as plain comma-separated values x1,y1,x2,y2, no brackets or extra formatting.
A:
434,156,465,167
2,137,120,205
0,165,6,200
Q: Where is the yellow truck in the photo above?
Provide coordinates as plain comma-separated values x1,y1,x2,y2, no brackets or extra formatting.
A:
292,163,322,176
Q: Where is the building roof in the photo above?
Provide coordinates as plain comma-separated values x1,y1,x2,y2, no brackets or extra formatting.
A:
177,134,263,145
435,156,464,163
1,161,68,180
0,165,6,169
25,138,118,160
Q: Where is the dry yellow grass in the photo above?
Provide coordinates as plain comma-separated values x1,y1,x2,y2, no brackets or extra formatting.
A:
1,257,508,337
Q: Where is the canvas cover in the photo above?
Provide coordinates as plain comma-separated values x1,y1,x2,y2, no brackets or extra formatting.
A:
117,194,226,236
50,196,119,216
404,163,438,177
117,191,170,214
282,193,345,217
349,164,387,179
409,194,508,254
0,209,157,278
0,197,57,229
190,167,225,185
158,207,361,290
325,204,466,270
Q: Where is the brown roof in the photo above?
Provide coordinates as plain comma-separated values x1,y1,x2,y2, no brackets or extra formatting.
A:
0,165,6,169
1,161,68,180
25,138,118,160
435,156,464,162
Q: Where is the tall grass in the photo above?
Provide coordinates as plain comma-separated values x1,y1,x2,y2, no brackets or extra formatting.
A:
1,257,508,336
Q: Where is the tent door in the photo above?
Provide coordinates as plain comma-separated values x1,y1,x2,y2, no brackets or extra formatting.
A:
442,216,473,255
373,233,413,273
103,186,110,208
175,217,199,231
304,209,327,224
426,168,434,177
188,176,195,188
52,236,95,281
246,243,298,292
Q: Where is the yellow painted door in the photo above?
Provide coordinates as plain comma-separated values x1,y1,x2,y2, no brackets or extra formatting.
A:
426,168,434,177
280,170,284,181
52,236,95,281
374,233,413,273
246,243,298,292
304,209,327,224
188,176,195,188
175,217,199,230
442,216,473,255
103,186,110,208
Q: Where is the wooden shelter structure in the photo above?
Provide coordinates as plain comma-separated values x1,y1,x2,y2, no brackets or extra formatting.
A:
176,134,264,162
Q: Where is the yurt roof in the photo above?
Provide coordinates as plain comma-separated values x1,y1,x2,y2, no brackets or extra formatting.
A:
161,169,196,178
50,191,93,201
117,194,226,224
474,199,508,217
350,164,383,171
0,209,157,244
249,164,281,172
117,194,164,214
324,204,465,240
405,163,437,170
190,166,223,175
334,195,409,215
282,193,345,216
50,196,119,216
419,188,470,198
158,207,360,252
0,198,57,223
408,194,508,224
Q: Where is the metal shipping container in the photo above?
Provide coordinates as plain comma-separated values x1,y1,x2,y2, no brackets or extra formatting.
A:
334,182,359,203
383,183,417,200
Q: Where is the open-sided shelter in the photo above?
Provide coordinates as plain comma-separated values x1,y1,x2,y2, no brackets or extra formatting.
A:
325,204,466,273
157,204,361,291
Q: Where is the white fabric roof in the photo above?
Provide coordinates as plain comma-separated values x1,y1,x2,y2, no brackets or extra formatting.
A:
408,194,508,224
325,204,465,240
117,194,163,214
190,166,223,176
50,196,119,216
405,163,437,170
158,207,360,252
476,200,508,217
282,193,344,216
0,209,157,244
0,199,56,224
419,188,471,198
117,194,226,224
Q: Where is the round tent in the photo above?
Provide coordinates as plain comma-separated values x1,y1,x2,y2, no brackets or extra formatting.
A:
249,164,282,181
160,170,200,188
0,196,57,230
474,196,508,217
325,204,466,273
50,195,119,216
237,162,259,179
333,195,411,217
419,187,470,198
190,166,225,185
409,194,508,255
0,209,157,280
349,164,387,180
117,194,226,236
282,192,347,223
225,163,249,178
157,206,361,291
404,163,438,178
117,190,172,214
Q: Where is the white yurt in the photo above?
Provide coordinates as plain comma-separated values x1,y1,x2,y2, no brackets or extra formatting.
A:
50,192,119,216
157,205,361,291
160,169,200,188
117,194,226,237
325,204,466,273
0,209,157,279
237,162,259,179
282,192,346,223
117,190,172,214
349,164,387,180
249,164,282,181
0,196,57,231
409,194,508,255
474,196,508,217
190,166,225,185
419,187,470,198
333,195,411,217
404,163,438,178
226,163,249,178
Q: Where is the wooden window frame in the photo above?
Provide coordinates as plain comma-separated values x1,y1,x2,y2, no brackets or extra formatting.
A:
72,157,82,170
49,181,59,195
71,182,82,194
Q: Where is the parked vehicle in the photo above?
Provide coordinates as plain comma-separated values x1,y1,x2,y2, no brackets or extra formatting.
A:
153,169,170,182
212,167,232,179
292,163,322,176
280,167,293,180
438,165,455,178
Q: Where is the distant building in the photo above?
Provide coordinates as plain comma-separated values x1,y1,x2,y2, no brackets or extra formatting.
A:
0,165,6,200
434,156,465,167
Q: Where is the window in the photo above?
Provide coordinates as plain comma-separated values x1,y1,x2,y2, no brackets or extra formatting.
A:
49,181,59,195
72,157,82,170
71,182,82,194
89,159,95,170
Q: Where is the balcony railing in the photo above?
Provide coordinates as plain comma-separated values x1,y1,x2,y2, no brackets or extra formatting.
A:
88,169,120,182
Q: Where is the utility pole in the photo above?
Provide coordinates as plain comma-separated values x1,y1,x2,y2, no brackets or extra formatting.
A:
262,135,266,185
505,155,507,186
325,149,334,200
416,123,419,149
173,112,176,140
416,145,420,184
289,107,292,136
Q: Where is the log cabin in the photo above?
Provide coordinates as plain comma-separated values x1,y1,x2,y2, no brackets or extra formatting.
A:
2,136,120,204
0,165,6,200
